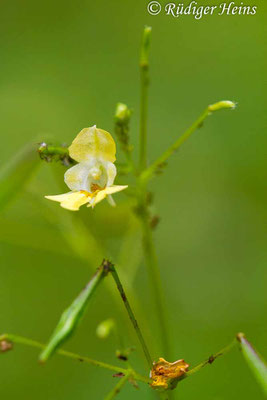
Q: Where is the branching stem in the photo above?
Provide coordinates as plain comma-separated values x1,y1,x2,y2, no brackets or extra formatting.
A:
184,338,237,379
104,370,133,400
0,333,150,384
109,264,153,368
140,108,210,182
140,212,170,360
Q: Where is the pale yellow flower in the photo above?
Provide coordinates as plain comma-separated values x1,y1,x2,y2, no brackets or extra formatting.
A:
45,125,127,210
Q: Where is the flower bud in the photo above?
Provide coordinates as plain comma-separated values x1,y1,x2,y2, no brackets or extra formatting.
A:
96,318,115,339
114,103,132,152
208,100,236,112
115,103,131,124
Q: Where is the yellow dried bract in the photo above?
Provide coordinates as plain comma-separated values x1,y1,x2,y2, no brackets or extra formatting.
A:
150,357,189,390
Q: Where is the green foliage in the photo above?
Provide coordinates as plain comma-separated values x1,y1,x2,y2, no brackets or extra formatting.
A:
237,333,267,395
39,260,111,362
0,12,266,400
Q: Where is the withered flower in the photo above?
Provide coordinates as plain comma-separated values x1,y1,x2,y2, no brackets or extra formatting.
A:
150,357,189,390
0,340,13,353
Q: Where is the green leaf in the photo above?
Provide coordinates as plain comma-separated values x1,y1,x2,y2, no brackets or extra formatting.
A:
39,260,112,363
237,333,267,395
0,143,39,212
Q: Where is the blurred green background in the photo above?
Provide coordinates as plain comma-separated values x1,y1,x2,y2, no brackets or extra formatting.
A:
0,0,266,399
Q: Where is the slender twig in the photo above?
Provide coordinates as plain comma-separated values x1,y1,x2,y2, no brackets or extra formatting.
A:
139,26,151,171
109,264,153,368
140,215,170,360
0,333,150,384
182,338,237,380
137,26,171,361
140,101,235,182
104,370,133,400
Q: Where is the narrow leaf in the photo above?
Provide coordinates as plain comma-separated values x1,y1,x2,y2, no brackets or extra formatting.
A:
237,333,267,395
39,260,112,362
0,143,39,212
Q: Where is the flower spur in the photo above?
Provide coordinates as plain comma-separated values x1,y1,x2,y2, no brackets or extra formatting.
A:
45,125,128,210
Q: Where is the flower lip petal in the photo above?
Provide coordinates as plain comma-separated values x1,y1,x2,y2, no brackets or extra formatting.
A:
45,191,90,211
105,185,128,195
69,126,116,163
86,185,128,208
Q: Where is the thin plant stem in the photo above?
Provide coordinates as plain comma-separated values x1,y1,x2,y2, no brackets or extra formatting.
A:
104,370,132,400
141,100,235,183
140,108,210,182
137,25,171,361
109,264,153,368
182,338,237,380
139,26,151,171
0,333,150,384
141,214,171,360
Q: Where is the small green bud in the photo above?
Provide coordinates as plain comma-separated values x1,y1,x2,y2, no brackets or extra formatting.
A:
114,103,132,153
96,318,115,339
115,103,131,124
208,100,236,112
140,26,152,67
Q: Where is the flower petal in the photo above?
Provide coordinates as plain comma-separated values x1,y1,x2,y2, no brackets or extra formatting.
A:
105,185,128,195
69,126,116,163
87,185,127,208
87,189,107,207
106,162,117,186
64,162,91,191
45,191,90,211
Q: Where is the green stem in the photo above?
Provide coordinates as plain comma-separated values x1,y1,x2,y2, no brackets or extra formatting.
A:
0,333,150,384
139,26,151,171
140,100,235,183
109,264,153,368
141,108,210,182
183,338,237,379
138,25,171,361
104,370,132,400
141,213,170,360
